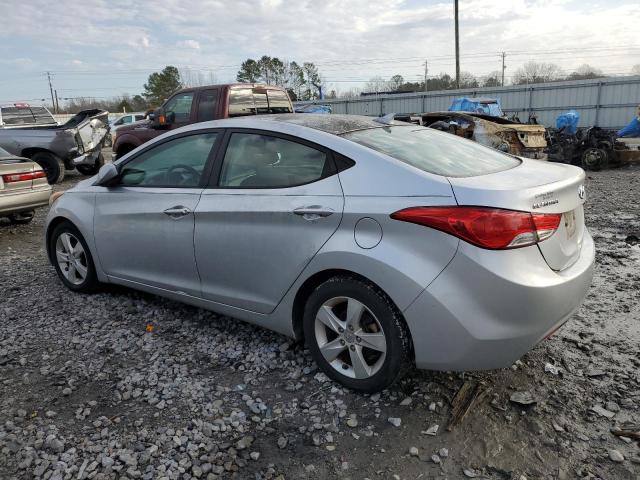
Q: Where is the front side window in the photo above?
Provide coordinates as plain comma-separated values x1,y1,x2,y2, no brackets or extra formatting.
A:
219,133,329,188
164,92,194,122
119,132,218,188
343,126,520,177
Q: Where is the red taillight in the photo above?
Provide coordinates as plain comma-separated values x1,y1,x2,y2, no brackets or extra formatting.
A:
1,170,47,183
391,206,562,250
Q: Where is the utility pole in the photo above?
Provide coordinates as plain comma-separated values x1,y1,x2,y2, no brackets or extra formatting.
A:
46,72,55,112
454,0,460,89
54,90,60,114
423,60,428,92
501,51,507,87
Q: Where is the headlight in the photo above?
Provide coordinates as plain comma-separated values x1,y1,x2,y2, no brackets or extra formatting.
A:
49,191,64,205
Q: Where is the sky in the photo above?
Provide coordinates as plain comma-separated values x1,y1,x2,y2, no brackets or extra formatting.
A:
0,0,639,105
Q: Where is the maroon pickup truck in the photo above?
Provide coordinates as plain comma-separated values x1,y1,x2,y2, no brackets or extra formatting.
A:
112,83,294,159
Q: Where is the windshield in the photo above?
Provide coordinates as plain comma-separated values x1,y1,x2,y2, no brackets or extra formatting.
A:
1,106,56,126
343,126,520,177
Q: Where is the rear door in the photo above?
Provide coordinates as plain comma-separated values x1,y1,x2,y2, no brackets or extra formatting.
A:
194,130,344,313
195,89,220,122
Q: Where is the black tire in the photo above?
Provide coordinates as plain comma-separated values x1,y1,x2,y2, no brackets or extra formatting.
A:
8,211,35,224
114,144,135,161
31,151,65,184
49,221,99,293
76,153,105,176
303,276,412,393
581,148,607,171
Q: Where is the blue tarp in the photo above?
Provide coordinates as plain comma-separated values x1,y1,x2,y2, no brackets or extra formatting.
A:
556,111,580,135
448,97,503,117
617,117,640,138
295,104,332,114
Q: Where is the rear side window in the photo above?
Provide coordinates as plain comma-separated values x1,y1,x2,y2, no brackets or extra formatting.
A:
197,89,219,122
1,106,55,126
219,133,329,188
343,126,520,177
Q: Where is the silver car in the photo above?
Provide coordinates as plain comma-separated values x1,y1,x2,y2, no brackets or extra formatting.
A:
45,114,594,392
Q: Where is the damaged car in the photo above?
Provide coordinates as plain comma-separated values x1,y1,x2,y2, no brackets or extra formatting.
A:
0,104,109,184
420,111,548,160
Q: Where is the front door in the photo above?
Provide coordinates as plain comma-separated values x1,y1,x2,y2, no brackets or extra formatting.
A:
94,131,220,295
195,130,344,313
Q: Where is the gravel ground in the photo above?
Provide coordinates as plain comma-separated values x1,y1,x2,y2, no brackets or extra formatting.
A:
1,165,639,480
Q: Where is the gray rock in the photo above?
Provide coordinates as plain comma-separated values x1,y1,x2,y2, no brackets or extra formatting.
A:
609,450,624,463
277,436,287,449
388,417,401,427
409,446,419,456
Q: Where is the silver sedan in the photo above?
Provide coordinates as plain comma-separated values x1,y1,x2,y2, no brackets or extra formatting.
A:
45,114,594,392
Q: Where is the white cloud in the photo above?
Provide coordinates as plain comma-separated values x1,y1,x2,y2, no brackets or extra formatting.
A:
0,0,638,95
177,40,200,50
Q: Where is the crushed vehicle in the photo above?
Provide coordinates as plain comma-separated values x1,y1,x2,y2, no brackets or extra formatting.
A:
420,111,548,160
112,84,293,159
0,104,109,184
546,126,637,170
0,146,51,224
546,111,639,170
393,97,548,160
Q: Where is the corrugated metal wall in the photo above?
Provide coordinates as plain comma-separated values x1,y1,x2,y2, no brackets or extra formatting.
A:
296,76,640,129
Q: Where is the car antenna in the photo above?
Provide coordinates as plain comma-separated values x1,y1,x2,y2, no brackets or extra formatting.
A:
373,113,396,125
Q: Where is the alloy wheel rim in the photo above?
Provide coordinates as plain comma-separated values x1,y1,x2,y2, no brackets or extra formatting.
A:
314,296,387,379
55,232,88,285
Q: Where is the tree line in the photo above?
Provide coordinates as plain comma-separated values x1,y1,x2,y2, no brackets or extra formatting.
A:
58,61,639,113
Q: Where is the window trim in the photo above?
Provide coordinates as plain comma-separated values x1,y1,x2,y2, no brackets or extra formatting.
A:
205,128,341,190
113,128,224,189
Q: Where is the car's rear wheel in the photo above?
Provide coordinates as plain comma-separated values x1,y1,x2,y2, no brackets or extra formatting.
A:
31,151,65,184
8,211,35,224
76,153,105,176
49,221,99,292
303,276,412,393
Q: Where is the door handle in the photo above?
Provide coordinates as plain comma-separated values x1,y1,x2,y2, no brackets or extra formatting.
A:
293,206,334,219
163,205,192,219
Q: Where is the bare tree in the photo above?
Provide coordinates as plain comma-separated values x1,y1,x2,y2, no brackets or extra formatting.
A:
512,61,564,84
363,76,391,93
179,68,218,87
567,64,604,80
481,71,502,87
390,75,404,91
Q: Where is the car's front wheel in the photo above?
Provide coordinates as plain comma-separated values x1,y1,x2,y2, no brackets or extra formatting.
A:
49,221,99,292
303,276,412,393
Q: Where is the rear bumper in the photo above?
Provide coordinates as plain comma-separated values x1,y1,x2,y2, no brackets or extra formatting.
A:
0,187,51,215
404,230,595,370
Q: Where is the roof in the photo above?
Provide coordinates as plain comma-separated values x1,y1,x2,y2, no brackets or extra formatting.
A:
248,113,389,135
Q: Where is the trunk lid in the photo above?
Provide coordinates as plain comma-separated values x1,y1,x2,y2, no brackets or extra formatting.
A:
447,159,587,271
0,158,36,192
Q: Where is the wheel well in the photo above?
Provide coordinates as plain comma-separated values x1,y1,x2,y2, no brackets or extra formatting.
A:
114,142,136,157
291,269,411,347
21,147,56,159
45,217,73,264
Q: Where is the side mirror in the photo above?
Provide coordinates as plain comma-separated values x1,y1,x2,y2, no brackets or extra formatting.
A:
94,163,119,186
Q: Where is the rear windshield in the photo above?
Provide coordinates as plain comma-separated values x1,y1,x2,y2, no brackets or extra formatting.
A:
1,106,55,126
228,88,292,117
343,126,520,177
